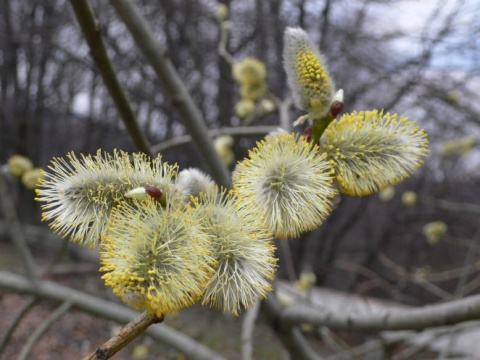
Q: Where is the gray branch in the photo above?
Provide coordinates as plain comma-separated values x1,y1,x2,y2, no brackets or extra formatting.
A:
279,294,480,332
0,171,39,282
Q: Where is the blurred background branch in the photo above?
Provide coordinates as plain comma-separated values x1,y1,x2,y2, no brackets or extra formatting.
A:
68,0,152,157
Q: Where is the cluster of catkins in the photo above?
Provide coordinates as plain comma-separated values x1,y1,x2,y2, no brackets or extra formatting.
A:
36,27,428,317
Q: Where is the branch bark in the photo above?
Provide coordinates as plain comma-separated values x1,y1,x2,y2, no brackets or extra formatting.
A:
279,293,480,332
83,311,164,360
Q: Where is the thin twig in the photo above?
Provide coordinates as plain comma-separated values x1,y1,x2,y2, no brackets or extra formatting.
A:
378,254,456,301
83,311,164,360
68,0,152,156
17,300,73,360
329,330,438,360
279,240,297,282
335,259,400,296
319,327,349,354
413,263,480,283
436,199,480,214
41,237,70,279
261,293,324,360
0,271,225,360
0,170,39,282
241,300,260,360
0,297,38,354
289,327,325,360
108,0,231,187
271,95,293,132
151,126,278,154
218,20,234,65
241,95,277,126
455,227,480,297
319,0,332,50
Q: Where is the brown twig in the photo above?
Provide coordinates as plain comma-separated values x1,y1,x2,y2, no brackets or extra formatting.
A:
218,20,234,65
83,311,164,360
378,253,456,301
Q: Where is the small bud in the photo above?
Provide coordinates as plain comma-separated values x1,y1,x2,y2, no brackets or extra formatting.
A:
232,57,266,86
144,185,163,200
295,270,316,291
21,168,44,189
235,99,255,118
216,3,228,22
330,101,344,118
378,186,395,201
401,191,417,206
125,187,147,200
330,89,344,118
7,154,33,177
259,98,276,113
423,221,447,245
302,127,313,143
214,135,235,166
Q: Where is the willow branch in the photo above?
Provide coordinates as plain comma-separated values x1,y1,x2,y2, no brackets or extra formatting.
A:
271,95,292,132
241,300,260,360
68,0,152,156
261,293,322,360
151,126,278,154
280,294,480,332
108,0,231,187
0,171,39,282
218,20,234,64
0,271,225,360
289,327,325,360
83,311,164,360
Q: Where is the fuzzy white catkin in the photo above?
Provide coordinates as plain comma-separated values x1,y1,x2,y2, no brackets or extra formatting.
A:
283,27,335,119
177,168,215,198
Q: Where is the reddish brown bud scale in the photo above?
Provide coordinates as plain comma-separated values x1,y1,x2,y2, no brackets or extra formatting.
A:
144,185,163,200
302,127,313,143
330,101,344,118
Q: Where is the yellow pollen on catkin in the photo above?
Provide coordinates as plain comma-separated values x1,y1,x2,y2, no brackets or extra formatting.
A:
321,110,429,196
295,50,331,104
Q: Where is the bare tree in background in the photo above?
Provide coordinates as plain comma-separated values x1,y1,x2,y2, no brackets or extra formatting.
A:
1,0,480,358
